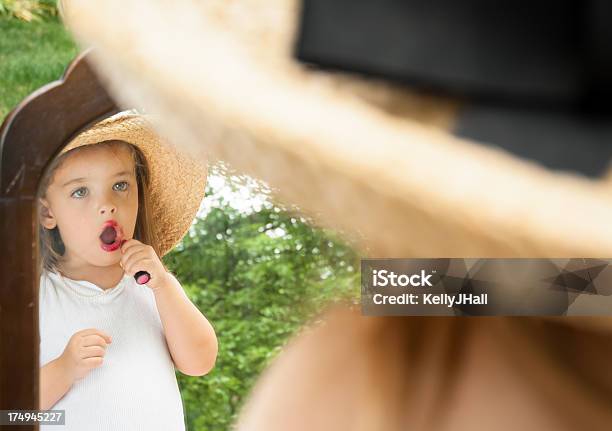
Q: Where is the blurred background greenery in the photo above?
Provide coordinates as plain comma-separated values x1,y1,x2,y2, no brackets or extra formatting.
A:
1,2,361,430
167,167,360,430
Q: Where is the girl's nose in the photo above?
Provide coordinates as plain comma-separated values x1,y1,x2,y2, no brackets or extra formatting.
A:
100,204,116,215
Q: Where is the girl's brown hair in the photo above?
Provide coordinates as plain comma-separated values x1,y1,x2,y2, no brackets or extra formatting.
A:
37,140,161,274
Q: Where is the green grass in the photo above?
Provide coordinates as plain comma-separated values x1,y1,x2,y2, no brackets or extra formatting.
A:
0,16,78,121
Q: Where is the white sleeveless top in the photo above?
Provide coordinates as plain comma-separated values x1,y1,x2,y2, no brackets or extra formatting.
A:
39,270,187,431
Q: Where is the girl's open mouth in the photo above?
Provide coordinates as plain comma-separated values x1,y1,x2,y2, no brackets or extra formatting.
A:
99,221,125,252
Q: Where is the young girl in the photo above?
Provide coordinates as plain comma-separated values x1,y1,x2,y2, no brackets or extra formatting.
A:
37,111,216,430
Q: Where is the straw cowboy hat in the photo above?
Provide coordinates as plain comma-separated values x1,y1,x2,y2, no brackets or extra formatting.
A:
59,111,208,257
58,0,612,258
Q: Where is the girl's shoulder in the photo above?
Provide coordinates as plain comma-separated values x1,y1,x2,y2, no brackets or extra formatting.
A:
38,269,65,301
38,269,56,320
38,269,54,300
39,269,58,287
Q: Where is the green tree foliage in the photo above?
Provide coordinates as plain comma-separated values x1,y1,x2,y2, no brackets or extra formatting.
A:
164,166,360,430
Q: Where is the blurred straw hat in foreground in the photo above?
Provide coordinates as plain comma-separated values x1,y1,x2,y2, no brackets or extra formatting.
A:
58,0,612,258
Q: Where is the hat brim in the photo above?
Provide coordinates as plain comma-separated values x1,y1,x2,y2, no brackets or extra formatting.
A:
60,0,612,257
61,112,207,257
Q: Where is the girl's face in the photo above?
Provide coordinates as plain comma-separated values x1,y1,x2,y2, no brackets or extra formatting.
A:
39,144,139,269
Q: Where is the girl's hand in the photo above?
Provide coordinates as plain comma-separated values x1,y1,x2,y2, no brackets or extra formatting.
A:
60,328,112,381
120,239,169,290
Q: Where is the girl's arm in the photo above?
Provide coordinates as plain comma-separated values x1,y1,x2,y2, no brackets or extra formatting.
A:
39,357,74,410
153,272,218,376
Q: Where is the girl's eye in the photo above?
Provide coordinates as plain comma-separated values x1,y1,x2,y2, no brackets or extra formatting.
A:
113,181,129,192
71,187,88,198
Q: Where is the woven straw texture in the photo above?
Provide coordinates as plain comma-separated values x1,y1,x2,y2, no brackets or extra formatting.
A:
60,0,612,258
61,112,208,257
